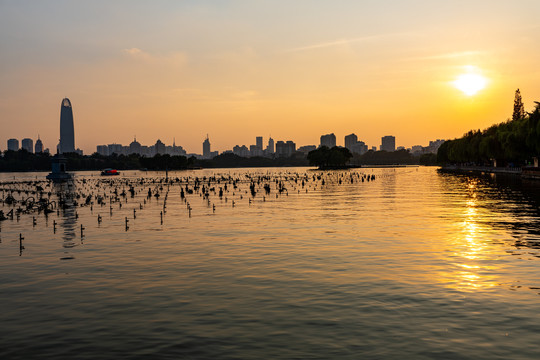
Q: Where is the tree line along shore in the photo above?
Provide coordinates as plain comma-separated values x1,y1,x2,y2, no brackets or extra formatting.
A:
437,89,540,168
0,148,437,172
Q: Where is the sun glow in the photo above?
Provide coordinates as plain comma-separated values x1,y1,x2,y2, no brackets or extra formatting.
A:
453,67,488,96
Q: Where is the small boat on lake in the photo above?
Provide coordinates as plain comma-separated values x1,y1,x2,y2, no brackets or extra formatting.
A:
101,168,120,176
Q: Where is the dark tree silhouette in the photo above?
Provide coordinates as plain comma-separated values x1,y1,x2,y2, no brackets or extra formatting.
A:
307,146,352,168
513,88,525,121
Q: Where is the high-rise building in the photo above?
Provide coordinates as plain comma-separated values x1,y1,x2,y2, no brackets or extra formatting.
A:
351,141,368,155
35,136,43,153
21,138,33,153
380,136,396,152
96,145,109,156
276,140,296,157
256,136,263,150
59,98,75,154
129,137,142,155
203,135,211,159
266,137,275,154
7,138,19,151
108,143,124,156
344,134,358,151
155,139,166,155
320,133,336,148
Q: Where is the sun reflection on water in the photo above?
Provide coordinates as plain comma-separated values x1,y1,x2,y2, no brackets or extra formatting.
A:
442,180,500,292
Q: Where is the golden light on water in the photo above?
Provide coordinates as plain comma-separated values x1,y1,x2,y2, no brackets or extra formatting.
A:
453,66,488,96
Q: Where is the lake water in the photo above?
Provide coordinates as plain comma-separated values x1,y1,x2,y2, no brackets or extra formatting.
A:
1,166,539,359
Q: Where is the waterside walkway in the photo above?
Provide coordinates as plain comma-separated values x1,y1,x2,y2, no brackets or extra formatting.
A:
440,165,540,180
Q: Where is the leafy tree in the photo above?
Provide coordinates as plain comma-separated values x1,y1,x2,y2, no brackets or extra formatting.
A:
513,88,525,121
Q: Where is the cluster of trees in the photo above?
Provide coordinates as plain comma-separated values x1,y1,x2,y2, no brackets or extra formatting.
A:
0,151,194,172
351,149,432,166
438,89,540,166
198,153,308,168
0,150,312,172
307,146,353,168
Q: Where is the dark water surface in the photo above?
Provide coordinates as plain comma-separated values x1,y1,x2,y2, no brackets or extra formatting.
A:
1,167,539,359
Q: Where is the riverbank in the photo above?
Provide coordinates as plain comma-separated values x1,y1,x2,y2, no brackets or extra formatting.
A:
440,165,540,180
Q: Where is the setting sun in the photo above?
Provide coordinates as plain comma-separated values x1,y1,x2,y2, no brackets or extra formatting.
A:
453,71,488,96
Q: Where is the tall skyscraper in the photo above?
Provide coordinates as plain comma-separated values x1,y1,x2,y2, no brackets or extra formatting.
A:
35,136,43,153
380,136,396,152
344,134,358,151
59,98,75,154
266,137,275,154
7,138,19,151
256,136,263,150
21,138,33,153
203,135,211,158
320,133,336,148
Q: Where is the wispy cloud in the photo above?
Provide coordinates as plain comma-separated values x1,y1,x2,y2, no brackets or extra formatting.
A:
286,32,415,52
402,51,485,62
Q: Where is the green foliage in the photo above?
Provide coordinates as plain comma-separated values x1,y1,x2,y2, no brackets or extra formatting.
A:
438,99,540,165
513,88,525,121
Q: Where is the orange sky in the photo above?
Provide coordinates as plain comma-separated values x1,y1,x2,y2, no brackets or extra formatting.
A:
1,1,540,154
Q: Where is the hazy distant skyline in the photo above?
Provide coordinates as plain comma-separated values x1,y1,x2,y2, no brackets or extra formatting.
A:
2,0,540,154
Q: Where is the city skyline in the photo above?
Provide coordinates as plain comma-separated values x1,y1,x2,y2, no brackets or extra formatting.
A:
2,1,540,154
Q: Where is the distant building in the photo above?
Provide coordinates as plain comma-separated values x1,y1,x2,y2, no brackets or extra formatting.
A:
256,136,263,150
351,141,368,155
59,98,76,154
371,146,377,151
108,143,124,156
344,133,368,155
129,137,142,155
266,137,275,154
96,145,109,156
170,139,187,156
233,145,249,157
426,139,445,154
7,138,19,151
297,145,317,154
411,145,423,154
155,139,166,155
397,146,405,151
21,138,33,153
203,135,211,159
344,134,358,150
250,145,263,157
276,140,296,157
380,136,396,152
320,133,336,148
35,136,43,153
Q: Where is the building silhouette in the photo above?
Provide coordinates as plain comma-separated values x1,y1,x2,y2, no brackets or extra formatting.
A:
59,98,75,154
320,133,336,148
266,137,275,154
129,137,142,155
155,139,166,155
7,138,19,151
344,134,358,150
35,136,43,153
298,145,316,154
380,136,396,152
276,140,296,157
21,138,33,153
203,135,211,159
344,133,368,155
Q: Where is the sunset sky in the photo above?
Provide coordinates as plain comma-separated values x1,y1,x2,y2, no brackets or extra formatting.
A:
1,0,540,154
